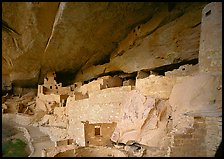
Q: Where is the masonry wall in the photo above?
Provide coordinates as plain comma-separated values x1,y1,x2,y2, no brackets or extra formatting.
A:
78,76,122,94
199,2,222,73
66,86,132,146
170,117,207,157
84,122,117,147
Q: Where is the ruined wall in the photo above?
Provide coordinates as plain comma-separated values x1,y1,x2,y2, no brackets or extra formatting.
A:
36,94,60,112
66,86,132,146
78,76,122,94
84,122,117,147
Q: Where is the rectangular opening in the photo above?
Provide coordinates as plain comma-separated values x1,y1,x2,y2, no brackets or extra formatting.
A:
63,100,67,107
205,10,211,17
95,126,101,136
68,139,73,145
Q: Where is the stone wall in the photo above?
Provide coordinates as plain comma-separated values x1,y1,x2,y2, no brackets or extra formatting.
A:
66,86,132,146
78,76,122,94
84,122,117,147
199,2,222,74
170,117,207,157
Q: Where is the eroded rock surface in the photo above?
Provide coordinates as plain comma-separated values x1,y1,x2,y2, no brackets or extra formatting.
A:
111,90,156,144
3,2,161,87
2,2,208,88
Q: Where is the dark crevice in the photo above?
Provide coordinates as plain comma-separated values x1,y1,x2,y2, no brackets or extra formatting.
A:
83,71,137,85
83,58,198,84
191,22,201,28
55,70,78,87
99,71,137,80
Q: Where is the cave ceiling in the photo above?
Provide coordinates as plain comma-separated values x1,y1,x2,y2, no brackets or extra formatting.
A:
2,2,207,87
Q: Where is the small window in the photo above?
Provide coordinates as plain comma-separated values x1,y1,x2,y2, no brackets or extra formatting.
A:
63,100,66,107
95,126,101,136
50,86,52,89
205,10,211,17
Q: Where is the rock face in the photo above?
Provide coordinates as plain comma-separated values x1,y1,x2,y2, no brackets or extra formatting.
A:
2,2,159,87
74,3,208,82
111,90,155,144
2,2,208,89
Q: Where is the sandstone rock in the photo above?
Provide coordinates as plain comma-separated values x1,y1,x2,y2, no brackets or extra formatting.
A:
106,3,202,73
2,2,160,86
111,90,155,144
74,3,207,82
3,3,208,86
138,99,171,148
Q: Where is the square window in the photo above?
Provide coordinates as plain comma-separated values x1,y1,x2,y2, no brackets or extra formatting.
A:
95,126,101,136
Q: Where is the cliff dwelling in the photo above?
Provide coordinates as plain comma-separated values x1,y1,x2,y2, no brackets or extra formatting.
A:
2,2,222,157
